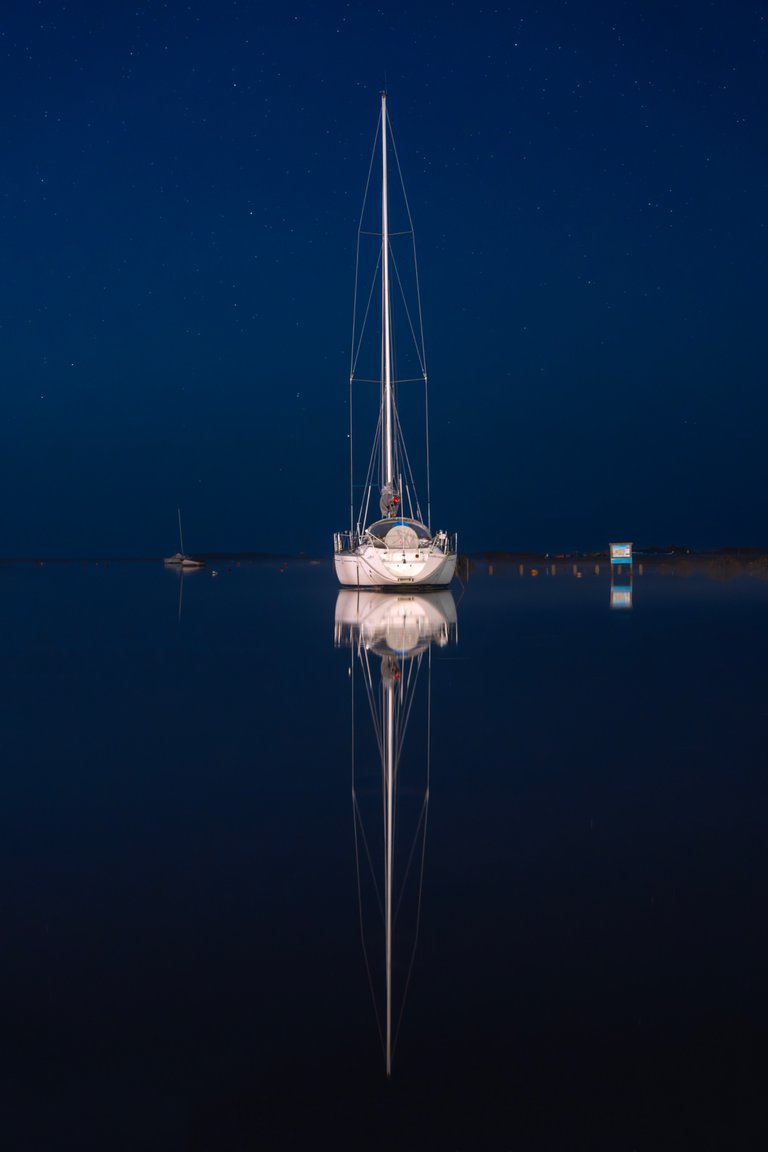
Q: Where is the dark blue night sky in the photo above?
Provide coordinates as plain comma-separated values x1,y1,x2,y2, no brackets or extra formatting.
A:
1,0,765,557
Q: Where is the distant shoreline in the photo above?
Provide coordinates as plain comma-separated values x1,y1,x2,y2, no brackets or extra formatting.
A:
474,548,768,580
2,546,768,579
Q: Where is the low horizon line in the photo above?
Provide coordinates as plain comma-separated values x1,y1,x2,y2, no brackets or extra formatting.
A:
1,544,767,567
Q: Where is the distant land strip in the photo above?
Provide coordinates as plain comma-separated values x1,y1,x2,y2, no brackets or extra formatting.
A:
1,547,768,579
476,547,768,581
0,552,321,566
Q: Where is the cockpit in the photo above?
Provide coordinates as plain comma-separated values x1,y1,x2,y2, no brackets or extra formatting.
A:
364,518,432,549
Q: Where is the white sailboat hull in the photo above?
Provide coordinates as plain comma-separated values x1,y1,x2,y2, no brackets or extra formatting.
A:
334,543,456,588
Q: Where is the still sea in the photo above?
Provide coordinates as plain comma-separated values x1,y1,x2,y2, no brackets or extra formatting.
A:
2,558,766,1149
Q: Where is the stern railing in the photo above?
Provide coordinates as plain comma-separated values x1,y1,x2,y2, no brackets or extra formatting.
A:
335,529,458,555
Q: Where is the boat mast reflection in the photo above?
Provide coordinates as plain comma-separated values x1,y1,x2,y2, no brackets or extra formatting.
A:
165,563,203,624
335,590,458,1075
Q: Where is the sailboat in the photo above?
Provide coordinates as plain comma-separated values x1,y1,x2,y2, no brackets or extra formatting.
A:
163,508,204,569
336,589,458,1074
334,93,457,588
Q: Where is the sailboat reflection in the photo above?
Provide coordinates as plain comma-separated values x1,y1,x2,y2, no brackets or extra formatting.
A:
335,590,458,1075
166,564,202,624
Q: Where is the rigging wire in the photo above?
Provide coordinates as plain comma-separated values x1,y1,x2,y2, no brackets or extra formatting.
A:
357,410,382,531
394,649,432,1058
350,248,382,381
351,112,382,381
352,644,386,1058
390,117,432,530
393,406,424,525
389,122,428,371
389,245,427,378
349,112,382,530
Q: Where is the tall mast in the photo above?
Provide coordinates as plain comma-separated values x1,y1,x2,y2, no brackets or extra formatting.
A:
381,91,395,490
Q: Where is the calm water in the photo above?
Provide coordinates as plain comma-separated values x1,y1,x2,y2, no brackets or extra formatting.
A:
2,559,767,1149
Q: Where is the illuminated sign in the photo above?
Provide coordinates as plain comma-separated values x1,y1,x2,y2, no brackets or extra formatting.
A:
610,542,633,565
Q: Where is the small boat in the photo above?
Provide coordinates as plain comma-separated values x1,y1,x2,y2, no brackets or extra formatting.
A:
164,553,204,569
163,508,204,569
334,93,457,588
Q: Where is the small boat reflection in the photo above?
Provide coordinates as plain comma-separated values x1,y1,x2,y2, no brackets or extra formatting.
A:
335,591,458,1075
166,563,203,623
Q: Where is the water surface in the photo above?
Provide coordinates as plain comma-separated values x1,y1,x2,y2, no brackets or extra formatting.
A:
2,559,766,1148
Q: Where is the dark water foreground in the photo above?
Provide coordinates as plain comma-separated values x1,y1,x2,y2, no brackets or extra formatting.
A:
2,560,766,1150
